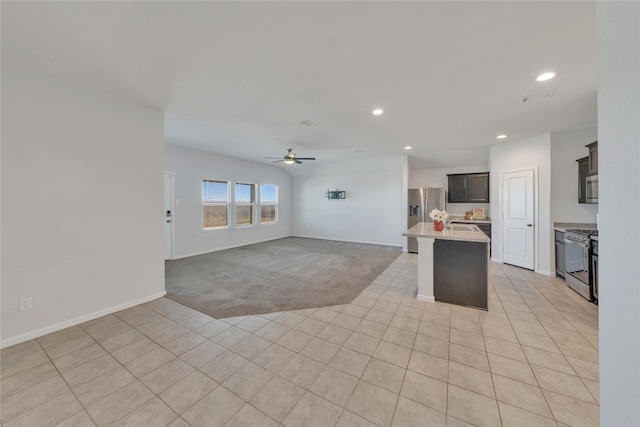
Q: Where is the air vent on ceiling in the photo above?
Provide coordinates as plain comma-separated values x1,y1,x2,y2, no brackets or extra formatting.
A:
299,120,317,127
518,91,556,104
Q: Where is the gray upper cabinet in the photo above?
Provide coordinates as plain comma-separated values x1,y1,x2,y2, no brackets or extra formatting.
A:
586,141,598,175
577,141,597,203
577,156,589,204
447,173,490,203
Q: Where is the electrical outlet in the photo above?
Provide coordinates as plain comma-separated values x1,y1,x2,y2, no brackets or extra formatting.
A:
19,297,32,311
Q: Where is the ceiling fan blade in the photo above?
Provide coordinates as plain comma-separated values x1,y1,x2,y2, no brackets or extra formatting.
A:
295,157,316,160
264,157,283,159
295,160,303,164
271,160,284,163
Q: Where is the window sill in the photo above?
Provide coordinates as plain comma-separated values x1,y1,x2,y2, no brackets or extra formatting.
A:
202,226,229,233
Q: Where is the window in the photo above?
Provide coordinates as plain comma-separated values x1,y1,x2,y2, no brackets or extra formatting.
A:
202,180,229,229
260,184,278,224
235,183,255,226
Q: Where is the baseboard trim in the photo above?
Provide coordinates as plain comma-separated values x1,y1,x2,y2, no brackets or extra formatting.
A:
490,257,503,263
0,291,167,349
535,269,554,277
292,234,403,249
417,294,435,302
172,235,293,260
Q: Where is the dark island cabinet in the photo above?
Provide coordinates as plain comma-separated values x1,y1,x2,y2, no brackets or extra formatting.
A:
447,173,489,203
577,156,589,204
434,239,488,310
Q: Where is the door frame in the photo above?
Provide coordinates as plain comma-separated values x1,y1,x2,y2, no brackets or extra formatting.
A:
164,171,175,261
499,166,539,272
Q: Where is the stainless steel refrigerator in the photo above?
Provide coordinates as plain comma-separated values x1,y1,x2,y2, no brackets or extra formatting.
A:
407,188,446,253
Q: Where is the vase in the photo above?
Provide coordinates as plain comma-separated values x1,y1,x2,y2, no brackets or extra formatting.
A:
433,220,444,231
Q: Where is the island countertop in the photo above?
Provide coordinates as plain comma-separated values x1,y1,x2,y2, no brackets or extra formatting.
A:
403,222,490,243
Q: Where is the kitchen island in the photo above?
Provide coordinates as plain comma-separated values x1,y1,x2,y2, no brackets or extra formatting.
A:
403,222,490,310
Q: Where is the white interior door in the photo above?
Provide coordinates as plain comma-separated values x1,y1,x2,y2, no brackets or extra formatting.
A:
502,169,534,270
164,172,174,260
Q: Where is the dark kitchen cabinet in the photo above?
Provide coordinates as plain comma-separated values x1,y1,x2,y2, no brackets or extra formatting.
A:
555,230,565,278
477,223,492,256
469,174,490,202
577,156,589,204
434,239,488,310
586,141,598,175
447,173,489,203
448,175,468,203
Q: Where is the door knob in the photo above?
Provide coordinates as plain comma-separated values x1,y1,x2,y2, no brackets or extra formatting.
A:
166,220,172,223
527,224,533,227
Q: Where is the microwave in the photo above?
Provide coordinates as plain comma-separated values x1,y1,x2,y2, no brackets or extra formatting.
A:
586,175,598,204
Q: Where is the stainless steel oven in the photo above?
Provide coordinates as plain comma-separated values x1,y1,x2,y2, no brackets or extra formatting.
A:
564,230,592,301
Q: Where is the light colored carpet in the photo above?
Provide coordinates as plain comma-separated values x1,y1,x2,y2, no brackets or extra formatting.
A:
165,237,402,318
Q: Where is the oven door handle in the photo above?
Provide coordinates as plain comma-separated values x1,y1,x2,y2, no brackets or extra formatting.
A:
564,239,587,248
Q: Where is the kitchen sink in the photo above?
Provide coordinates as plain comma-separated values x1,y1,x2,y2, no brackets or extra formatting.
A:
446,225,478,232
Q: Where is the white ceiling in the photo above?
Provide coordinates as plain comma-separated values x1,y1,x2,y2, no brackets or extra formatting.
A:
2,1,597,173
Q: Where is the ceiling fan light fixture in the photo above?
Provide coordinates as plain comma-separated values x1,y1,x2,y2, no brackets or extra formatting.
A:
536,72,556,82
372,109,384,115
266,148,315,165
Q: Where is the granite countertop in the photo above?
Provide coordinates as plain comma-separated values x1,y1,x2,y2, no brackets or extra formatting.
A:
553,222,598,232
403,222,491,243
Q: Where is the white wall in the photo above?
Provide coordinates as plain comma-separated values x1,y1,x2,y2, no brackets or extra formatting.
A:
597,2,640,424
164,145,292,258
1,65,166,347
410,165,490,217
550,127,598,224
489,133,552,275
292,156,404,247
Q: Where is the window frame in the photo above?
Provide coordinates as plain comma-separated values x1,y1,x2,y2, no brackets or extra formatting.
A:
235,182,256,227
202,179,230,230
260,183,279,225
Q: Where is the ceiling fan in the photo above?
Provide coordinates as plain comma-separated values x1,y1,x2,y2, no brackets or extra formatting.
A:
264,148,316,165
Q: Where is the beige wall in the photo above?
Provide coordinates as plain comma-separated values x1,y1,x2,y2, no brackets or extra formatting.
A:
489,133,552,274
1,65,166,346
597,1,640,424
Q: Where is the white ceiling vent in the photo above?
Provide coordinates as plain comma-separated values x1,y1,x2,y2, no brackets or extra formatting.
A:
299,120,317,127
518,91,556,104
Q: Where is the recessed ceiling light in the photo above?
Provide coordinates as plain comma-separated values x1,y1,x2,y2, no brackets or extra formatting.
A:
404,146,412,150
496,135,507,139
536,72,556,82
372,109,384,115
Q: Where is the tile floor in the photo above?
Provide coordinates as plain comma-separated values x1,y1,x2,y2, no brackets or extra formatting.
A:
1,255,600,426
